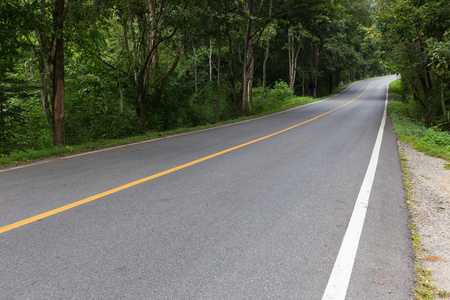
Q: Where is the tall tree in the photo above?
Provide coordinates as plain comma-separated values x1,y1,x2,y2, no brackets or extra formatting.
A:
115,0,186,132
237,0,288,115
21,0,72,146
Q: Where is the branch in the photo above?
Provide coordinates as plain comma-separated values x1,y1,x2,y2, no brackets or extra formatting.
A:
140,24,179,78
85,47,132,80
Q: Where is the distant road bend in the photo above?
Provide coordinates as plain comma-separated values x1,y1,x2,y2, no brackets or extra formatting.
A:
0,76,414,299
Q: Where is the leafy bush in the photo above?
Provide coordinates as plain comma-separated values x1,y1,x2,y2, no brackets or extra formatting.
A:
423,127,450,150
268,81,293,102
252,81,293,112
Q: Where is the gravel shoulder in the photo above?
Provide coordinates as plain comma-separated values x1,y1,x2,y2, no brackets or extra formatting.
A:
398,142,450,297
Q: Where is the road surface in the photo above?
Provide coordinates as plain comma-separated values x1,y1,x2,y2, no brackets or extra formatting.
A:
0,76,414,299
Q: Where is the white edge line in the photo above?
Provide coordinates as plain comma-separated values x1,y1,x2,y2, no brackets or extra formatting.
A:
321,80,392,300
0,80,364,174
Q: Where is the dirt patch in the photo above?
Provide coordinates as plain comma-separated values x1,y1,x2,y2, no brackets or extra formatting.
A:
398,142,450,297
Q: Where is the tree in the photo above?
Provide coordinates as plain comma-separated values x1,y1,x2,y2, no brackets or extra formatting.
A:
114,0,186,132
20,0,73,146
287,26,302,91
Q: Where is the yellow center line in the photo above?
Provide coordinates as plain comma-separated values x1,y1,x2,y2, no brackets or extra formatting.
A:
0,81,377,235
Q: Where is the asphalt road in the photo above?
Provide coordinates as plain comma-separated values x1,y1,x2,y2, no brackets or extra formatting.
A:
1,76,415,299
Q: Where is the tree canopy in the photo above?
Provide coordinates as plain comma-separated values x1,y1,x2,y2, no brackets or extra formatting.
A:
1,0,393,154
375,0,450,127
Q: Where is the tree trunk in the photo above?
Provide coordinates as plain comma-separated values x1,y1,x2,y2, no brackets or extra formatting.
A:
216,24,221,123
24,0,54,131
192,43,198,94
139,74,145,133
261,0,272,106
129,1,155,133
241,0,254,115
248,52,254,111
301,75,305,97
288,29,294,89
209,36,213,82
49,0,66,147
227,33,238,115
241,51,248,115
441,83,448,119
38,64,53,130
119,82,124,113
182,39,190,90
288,28,300,91
312,42,320,99
329,74,335,94
127,4,141,124
419,73,430,104
411,75,428,110
149,0,159,80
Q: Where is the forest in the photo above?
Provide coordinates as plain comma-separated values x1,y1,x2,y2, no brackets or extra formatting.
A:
0,0,448,156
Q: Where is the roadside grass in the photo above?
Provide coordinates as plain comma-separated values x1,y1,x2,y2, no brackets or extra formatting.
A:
0,88,345,167
390,79,450,299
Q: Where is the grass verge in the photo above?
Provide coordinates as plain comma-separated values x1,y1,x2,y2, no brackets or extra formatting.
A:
390,79,450,299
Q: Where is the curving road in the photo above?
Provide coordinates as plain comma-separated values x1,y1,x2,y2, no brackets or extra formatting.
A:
0,76,414,299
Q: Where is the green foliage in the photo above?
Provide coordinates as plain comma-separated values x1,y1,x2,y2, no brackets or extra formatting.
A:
1,0,385,158
376,0,450,126
0,72,52,154
252,80,293,112
422,127,450,149
268,81,293,103
64,59,138,144
389,81,450,161
185,81,235,126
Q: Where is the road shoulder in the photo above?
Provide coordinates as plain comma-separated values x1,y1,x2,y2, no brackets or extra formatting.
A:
398,142,450,298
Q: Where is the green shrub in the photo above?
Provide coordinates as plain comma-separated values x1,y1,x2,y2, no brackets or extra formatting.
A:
423,127,450,149
268,81,293,102
252,81,293,112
